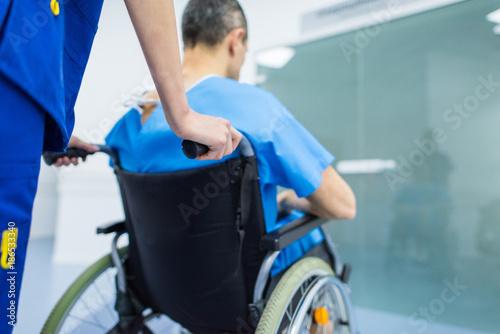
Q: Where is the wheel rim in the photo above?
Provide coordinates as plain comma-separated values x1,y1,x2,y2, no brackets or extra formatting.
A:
56,265,119,333
289,276,350,334
53,263,184,333
273,268,330,334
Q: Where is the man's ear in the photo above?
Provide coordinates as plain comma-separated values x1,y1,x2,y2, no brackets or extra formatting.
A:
229,28,246,56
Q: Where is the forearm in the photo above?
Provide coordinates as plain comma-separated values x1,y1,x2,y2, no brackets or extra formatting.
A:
280,189,343,219
279,189,313,215
307,167,356,220
124,0,190,136
279,167,356,220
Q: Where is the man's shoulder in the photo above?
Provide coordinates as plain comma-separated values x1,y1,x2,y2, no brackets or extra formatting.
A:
106,108,141,142
207,77,281,104
188,76,296,137
115,108,141,127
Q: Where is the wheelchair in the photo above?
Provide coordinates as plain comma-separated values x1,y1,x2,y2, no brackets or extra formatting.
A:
41,137,360,334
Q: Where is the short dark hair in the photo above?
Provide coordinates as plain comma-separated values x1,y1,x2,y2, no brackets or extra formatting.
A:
182,0,247,49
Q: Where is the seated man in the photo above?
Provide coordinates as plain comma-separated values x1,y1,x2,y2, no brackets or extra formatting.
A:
105,0,355,277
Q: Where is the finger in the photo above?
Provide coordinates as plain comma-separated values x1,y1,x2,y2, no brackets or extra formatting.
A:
62,157,71,166
196,149,223,161
71,157,78,165
230,127,242,151
223,127,232,157
197,142,226,161
216,149,224,160
86,143,100,152
196,154,209,161
55,158,63,167
69,137,99,152
76,142,99,152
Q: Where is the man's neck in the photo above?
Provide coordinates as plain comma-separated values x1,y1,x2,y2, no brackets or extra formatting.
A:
142,47,229,125
182,46,229,89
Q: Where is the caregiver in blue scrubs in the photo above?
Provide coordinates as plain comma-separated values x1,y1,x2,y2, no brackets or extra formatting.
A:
0,0,241,331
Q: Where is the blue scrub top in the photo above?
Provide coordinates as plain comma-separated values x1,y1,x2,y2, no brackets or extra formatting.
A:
0,0,105,152
106,76,334,275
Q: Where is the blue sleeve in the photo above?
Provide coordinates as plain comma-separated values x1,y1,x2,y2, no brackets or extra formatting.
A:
262,95,334,198
104,109,142,172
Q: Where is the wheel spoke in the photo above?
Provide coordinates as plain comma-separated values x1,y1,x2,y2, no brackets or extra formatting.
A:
54,266,120,333
66,314,107,330
106,268,115,292
285,301,294,321
271,265,353,334
92,281,117,321
80,297,106,327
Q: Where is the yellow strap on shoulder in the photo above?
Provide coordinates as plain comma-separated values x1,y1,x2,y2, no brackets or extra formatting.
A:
1,228,18,269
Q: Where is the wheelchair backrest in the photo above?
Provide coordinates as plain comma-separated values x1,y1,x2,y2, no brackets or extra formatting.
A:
115,154,267,333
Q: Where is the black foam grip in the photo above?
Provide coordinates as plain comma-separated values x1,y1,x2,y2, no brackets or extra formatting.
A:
182,140,209,159
43,148,95,166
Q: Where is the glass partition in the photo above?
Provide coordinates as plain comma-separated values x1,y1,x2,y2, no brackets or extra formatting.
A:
258,1,500,332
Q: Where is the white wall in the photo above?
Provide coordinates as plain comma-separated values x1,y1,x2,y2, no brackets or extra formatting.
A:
31,0,462,263
31,164,59,239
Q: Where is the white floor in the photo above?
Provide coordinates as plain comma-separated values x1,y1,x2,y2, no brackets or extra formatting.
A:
14,238,493,334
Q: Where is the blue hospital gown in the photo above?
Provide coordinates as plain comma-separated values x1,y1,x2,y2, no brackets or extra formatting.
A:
105,76,334,276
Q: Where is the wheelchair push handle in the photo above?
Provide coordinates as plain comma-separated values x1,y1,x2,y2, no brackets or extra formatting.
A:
182,140,209,159
182,135,255,159
43,136,254,165
43,144,120,166
44,141,216,162
43,148,96,166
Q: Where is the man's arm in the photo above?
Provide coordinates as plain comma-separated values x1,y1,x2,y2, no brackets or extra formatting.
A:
123,0,241,160
278,166,356,220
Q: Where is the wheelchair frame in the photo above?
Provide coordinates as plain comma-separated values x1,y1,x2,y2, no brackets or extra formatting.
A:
42,138,360,334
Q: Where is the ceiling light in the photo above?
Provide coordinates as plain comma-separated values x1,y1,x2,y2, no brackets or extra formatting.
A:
255,47,296,69
486,9,500,24
336,159,396,175
494,24,500,35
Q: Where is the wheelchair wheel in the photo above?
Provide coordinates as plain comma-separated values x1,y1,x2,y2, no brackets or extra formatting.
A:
256,257,353,334
41,247,182,334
